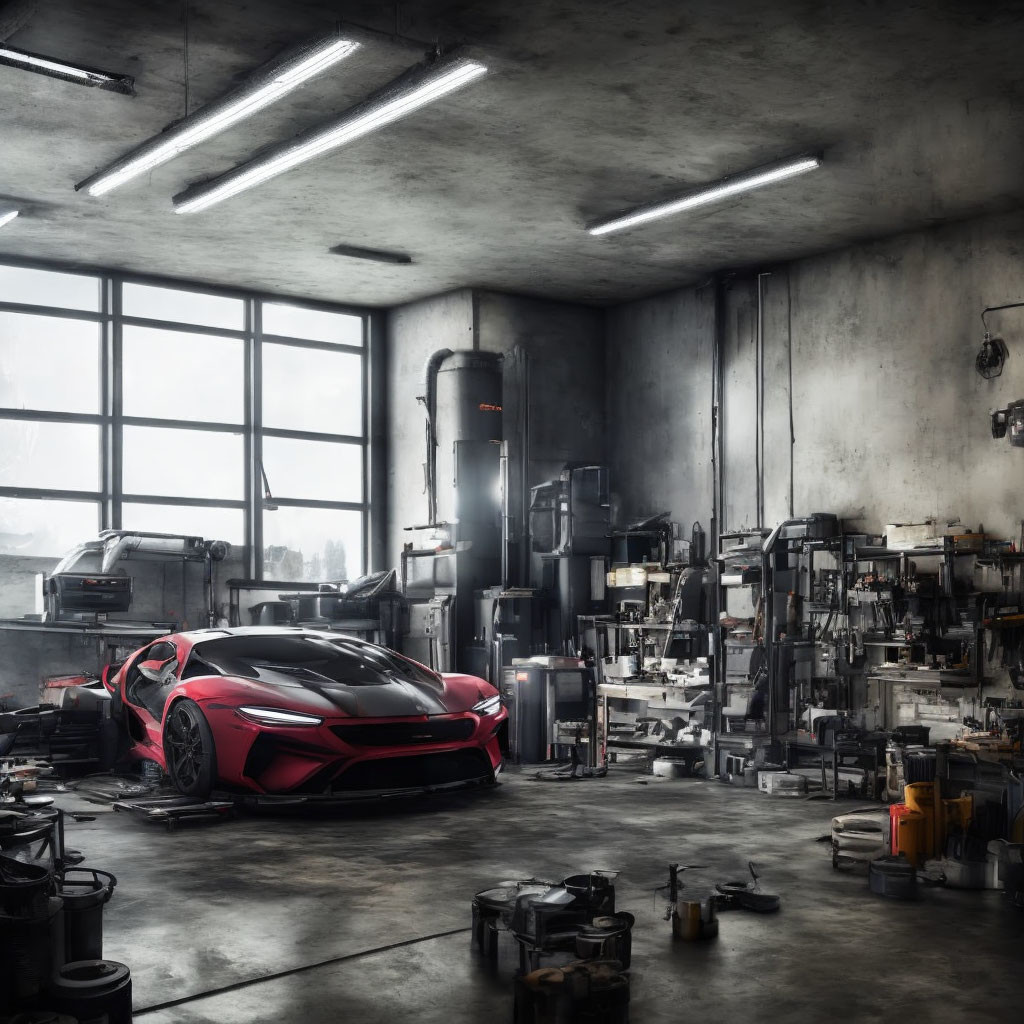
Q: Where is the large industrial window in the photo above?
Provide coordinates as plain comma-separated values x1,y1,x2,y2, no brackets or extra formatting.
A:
0,262,369,580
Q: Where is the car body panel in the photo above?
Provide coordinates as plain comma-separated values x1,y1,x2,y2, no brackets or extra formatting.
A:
108,626,506,798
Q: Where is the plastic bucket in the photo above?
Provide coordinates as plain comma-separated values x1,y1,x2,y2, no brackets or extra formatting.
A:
58,869,116,962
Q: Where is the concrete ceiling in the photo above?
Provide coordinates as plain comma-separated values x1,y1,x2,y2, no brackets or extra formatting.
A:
1,0,1024,308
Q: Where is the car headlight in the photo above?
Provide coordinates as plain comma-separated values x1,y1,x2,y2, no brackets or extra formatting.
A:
237,706,323,727
472,694,501,717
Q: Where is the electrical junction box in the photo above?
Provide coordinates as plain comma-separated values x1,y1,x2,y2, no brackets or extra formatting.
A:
1009,400,1024,447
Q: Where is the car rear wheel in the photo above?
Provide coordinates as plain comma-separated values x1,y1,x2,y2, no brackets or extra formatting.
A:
164,699,217,799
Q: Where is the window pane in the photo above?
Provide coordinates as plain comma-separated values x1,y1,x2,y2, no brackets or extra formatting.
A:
122,282,244,331
122,325,243,423
122,425,243,500
0,264,100,311
263,507,363,582
262,343,362,436
0,312,100,413
262,302,362,346
0,419,99,490
262,436,362,502
0,497,98,557
122,503,243,545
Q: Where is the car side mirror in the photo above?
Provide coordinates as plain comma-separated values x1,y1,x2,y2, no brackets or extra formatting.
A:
138,657,176,683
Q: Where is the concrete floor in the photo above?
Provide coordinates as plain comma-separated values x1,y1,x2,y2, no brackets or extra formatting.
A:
53,766,1024,1023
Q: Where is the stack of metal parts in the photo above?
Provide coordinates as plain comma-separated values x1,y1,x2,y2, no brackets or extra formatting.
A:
0,801,129,1021
472,871,633,1021
514,960,629,1024
0,694,116,777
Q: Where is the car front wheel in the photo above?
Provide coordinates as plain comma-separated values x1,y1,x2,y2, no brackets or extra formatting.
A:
163,698,217,799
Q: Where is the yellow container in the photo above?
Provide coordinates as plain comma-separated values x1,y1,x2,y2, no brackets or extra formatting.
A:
904,783,937,859
893,808,928,867
943,795,973,833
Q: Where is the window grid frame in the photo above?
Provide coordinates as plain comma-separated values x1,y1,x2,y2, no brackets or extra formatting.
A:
0,260,371,578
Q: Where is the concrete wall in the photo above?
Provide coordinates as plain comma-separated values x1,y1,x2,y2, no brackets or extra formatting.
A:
605,285,715,532
384,289,606,570
782,211,1024,537
476,291,605,488
607,209,1024,543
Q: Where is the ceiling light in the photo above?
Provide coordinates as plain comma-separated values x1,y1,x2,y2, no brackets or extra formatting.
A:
587,154,823,237
0,43,134,94
0,209,19,229
76,33,360,197
329,243,413,265
173,54,488,214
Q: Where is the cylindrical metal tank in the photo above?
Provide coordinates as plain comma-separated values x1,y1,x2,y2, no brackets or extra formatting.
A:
434,350,503,528
431,351,502,670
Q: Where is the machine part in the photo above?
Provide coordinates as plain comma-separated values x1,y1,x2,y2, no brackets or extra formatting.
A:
976,334,1008,379
48,960,133,1024
715,862,780,912
652,757,690,778
831,810,888,869
867,855,918,900
513,960,629,1024
58,868,116,962
758,770,807,796
659,863,718,941
113,795,235,831
529,465,610,557
976,302,1024,380
991,400,1024,446
502,662,597,767
473,870,627,977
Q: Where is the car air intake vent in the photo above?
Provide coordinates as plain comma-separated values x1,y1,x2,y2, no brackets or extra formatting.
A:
332,749,491,791
330,718,475,747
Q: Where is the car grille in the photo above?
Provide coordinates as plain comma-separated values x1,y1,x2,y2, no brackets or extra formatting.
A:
332,749,493,792
330,718,475,747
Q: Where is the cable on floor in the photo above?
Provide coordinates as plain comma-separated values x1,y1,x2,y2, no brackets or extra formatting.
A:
132,926,472,1016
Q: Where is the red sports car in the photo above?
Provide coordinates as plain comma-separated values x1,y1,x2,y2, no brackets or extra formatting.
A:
100,627,506,800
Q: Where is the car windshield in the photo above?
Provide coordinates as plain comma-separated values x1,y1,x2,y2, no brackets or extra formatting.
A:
188,635,441,688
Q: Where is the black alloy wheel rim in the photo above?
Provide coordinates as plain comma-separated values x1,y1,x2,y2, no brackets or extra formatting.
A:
167,706,204,787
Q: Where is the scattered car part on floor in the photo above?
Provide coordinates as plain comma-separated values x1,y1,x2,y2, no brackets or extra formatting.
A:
830,809,889,869
472,870,630,975
867,855,919,900
660,863,718,941
715,861,781,913
112,794,235,831
514,959,629,1024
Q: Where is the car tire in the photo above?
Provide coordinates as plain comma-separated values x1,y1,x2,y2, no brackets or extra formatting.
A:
163,698,217,799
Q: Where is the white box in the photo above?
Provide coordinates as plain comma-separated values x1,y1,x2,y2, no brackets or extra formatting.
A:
758,771,808,796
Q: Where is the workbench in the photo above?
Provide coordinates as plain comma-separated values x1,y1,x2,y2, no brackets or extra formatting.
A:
597,677,710,772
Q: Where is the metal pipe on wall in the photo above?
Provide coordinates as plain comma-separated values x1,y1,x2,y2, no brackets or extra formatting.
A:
755,272,770,529
712,275,727,548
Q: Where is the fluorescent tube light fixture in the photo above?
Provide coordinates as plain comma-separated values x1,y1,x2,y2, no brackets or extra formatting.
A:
329,243,413,265
76,33,361,197
587,154,823,237
0,209,19,229
173,54,488,214
0,43,135,93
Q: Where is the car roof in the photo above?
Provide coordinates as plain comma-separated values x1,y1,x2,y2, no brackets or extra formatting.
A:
175,626,369,647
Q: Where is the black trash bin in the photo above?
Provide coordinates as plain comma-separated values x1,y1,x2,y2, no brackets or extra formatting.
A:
58,868,116,962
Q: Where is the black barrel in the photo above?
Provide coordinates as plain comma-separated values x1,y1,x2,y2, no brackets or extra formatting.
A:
58,869,116,962
48,960,132,1024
